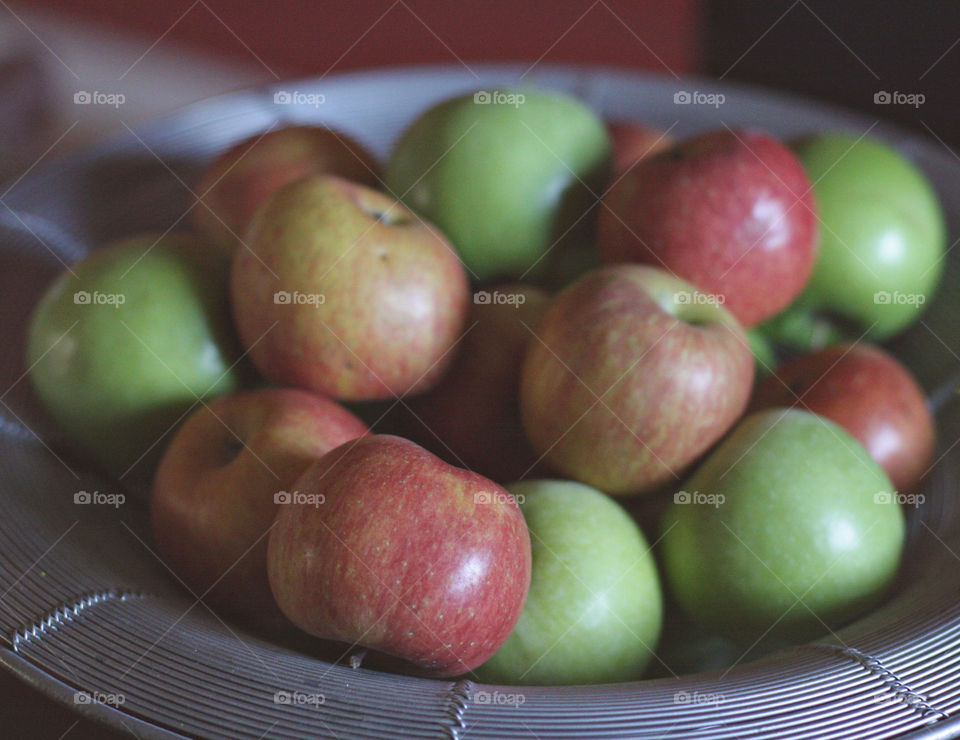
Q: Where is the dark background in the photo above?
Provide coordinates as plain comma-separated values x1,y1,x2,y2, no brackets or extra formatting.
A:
2,1,957,737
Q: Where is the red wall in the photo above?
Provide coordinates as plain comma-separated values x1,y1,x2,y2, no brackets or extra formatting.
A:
34,0,701,76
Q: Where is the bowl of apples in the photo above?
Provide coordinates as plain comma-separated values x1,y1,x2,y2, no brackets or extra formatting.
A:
3,64,960,739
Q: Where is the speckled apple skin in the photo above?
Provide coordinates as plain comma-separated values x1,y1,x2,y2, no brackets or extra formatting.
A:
231,175,469,400
194,126,379,257
751,343,935,493
520,265,754,496
597,129,817,327
151,388,367,627
266,435,532,677
660,408,905,644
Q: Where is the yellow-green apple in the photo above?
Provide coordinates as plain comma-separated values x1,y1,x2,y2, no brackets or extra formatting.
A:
769,134,947,345
477,480,662,684
750,343,934,493
606,121,674,174
597,129,817,327
408,283,550,482
385,88,611,281
193,125,379,257
231,175,469,401
661,408,905,643
520,265,753,496
26,233,242,474
266,435,531,677
151,387,367,627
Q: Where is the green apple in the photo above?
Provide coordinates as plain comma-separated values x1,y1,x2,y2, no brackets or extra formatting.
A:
785,134,946,343
385,88,611,281
477,480,663,685
661,408,905,644
746,327,776,379
27,234,243,473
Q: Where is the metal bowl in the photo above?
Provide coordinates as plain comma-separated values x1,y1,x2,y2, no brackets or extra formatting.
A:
2,64,959,739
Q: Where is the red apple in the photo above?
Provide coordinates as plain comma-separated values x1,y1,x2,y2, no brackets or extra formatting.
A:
266,434,531,677
606,121,674,174
751,343,935,492
408,283,550,482
231,175,469,400
520,265,753,496
151,388,367,627
597,129,817,327
193,125,379,257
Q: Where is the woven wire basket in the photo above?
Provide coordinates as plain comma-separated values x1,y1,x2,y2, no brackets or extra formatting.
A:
1,65,960,739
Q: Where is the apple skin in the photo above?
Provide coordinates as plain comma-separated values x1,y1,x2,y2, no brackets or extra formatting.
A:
408,283,550,482
385,89,611,281
789,134,945,340
151,388,367,627
597,129,818,328
606,121,674,174
26,234,242,473
750,343,935,493
661,408,905,644
520,264,754,496
193,125,379,258
231,175,469,401
477,480,662,685
266,435,531,677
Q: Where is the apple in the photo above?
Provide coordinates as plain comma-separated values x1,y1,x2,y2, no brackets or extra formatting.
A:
231,175,469,401
751,343,935,493
606,121,674,174
385,88,611,281
660,408,905,644
193,125,379,258
746,327,777,379
27,234,242,473
784,134,945,343
520,264,753,496
267,435,531,677
151,387,367,627
596,129,818,328
477,479,662,685
408,283,550,482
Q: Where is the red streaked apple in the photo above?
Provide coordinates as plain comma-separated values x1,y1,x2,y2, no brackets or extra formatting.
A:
408,283,550,482
606,121,674,174
231,175,470,401
750,343,935,493
193,125,379,257
266,434,531,677
151,387,367,626
597,129,817,327
519,265,753,496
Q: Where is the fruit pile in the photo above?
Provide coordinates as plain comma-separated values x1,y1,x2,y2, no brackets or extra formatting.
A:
26,86,945,685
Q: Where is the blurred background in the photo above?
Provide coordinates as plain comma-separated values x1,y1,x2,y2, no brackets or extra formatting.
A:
0,0,955,736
